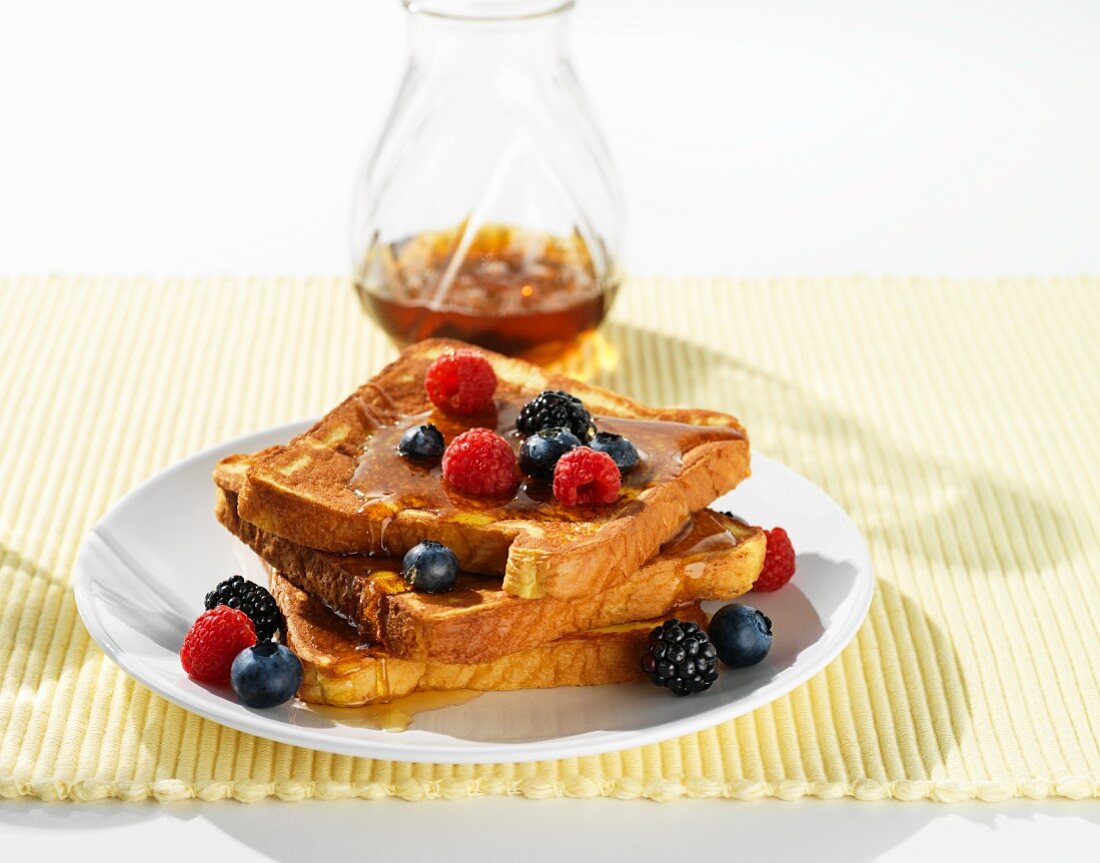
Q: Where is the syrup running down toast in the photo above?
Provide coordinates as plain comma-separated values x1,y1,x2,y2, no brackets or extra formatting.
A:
216,456,764,664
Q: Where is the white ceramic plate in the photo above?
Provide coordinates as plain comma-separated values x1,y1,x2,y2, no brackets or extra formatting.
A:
74,420,873,764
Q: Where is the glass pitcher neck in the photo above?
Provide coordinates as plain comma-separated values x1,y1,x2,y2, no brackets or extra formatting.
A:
405,0,572,66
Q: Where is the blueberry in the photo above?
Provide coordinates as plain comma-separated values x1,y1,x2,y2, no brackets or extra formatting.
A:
518,427,581,482
589,432,639,474
706,604,773,668
230,642,303,708
402,540,459,593
398,423,445,461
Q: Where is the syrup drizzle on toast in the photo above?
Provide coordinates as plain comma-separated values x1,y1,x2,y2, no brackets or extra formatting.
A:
348,393,743,527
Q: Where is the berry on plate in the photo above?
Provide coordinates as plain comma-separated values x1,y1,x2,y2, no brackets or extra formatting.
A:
402,540,459,593
180,606,257,686
552,447,621,506
424,350,497,415
754,527,796,592
515,390,596,441
588,431,639,474
707,604,772,668
204,574,283,641
230,642,303,708
442,427,518,496
398,423,445,461
641,619,720,696
518,426,582,482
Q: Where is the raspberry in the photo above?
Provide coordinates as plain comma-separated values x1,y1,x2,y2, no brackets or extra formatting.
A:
552,447,621,506
180,606,257,686
424,350,497,415
442,428,518,496
754,527,796,591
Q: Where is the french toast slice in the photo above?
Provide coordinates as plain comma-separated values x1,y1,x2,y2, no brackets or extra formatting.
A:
236,339,750,599
271,569,708,707
216,459,764,663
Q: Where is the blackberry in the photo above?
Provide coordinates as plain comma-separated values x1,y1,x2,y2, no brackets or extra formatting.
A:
516,390,596,442
640,619,719,696
204,575,283,641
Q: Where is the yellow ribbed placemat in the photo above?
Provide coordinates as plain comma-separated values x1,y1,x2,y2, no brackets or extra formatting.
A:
1,274,1098,803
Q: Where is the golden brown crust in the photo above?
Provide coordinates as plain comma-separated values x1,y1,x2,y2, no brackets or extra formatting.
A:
236,339,751,599
217,485,764,664
272,571,708,707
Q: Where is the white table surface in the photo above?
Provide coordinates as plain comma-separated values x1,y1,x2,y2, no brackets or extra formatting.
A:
1,0,1098,859
1,797,1099,862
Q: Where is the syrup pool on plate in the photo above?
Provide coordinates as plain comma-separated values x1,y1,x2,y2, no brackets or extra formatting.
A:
305,691,483,733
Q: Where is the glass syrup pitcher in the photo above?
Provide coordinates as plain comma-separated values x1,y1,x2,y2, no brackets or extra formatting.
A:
351,0,624,362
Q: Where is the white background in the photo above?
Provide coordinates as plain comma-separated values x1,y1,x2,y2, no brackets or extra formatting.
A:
2,0,1099,276
1,1,1099,860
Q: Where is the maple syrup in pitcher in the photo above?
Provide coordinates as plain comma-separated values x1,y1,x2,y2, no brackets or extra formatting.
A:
349,0,623,363
357,224,619,360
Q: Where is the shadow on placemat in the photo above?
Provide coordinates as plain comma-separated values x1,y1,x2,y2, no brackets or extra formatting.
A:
574,321,1087,575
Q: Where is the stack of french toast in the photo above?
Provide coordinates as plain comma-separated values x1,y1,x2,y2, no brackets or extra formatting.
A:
212,339,766,706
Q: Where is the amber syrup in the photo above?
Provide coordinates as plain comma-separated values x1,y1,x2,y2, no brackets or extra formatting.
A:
356,224,618,362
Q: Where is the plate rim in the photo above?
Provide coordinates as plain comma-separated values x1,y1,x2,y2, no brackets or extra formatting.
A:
73,419,875,764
